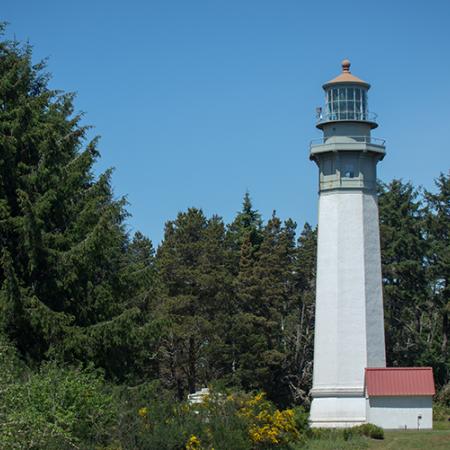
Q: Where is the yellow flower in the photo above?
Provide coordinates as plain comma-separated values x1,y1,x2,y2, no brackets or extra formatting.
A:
138,407,148,417
247,403,299,445
185,434,202,450
247,392,265,407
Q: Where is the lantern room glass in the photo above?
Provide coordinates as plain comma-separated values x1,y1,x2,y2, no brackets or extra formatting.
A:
325,87,368,121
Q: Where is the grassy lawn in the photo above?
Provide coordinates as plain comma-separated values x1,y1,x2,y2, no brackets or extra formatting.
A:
367,421,450,450
297,421,450,449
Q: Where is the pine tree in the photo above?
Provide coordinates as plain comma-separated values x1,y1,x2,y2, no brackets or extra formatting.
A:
231,231,268,391
231,212,298,405
156,208,232,397
226,192,263,270
284,222,317,404
0,26,156,380
425,172,450,385
378,180,430,368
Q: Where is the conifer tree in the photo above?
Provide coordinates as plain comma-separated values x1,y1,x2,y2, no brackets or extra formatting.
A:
156,209,232,397
231,231,268,390
226,192,263,271
0,26,156,380
424,172,450,385
378,180,429,368
284,223,317,404
231,212,298,405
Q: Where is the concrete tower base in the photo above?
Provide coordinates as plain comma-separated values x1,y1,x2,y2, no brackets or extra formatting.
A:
309,189,386,428
310,394,366,428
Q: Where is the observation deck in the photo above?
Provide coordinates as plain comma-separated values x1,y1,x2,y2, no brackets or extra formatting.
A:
316,111,378,129
309,135,386,162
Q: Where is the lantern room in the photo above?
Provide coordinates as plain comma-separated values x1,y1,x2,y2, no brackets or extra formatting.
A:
317,59,377,129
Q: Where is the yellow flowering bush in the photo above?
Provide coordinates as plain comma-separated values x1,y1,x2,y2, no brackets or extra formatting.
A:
238,392,300,448
249,409,298,445
125,388,302,450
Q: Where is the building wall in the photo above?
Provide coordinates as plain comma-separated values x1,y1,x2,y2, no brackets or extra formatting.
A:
367,396,433,429
312,190,385,392
310,189,386,426
310,396,366,428
362,193,386,367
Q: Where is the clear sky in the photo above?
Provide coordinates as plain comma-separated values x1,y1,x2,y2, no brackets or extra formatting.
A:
3,1,450,243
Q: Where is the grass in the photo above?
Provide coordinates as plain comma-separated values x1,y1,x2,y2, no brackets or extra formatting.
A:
293,421,450,450
297,434,368,449
367,421,450,450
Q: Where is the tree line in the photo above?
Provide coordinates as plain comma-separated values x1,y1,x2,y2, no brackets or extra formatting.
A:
0,27,448,408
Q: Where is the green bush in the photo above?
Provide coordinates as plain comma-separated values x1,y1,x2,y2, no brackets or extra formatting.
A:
436,383,450,408
0,334,26,385
113,388,304,450
433,402,450,422
351,423,384,440
112,385,253,450
293,406,310,433
0,362,116,450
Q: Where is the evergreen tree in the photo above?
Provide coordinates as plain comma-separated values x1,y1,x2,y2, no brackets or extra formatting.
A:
226,192,263,269
231,212,298,406
156,209,232,397
424,172,450,385
0,26,156,380
378,180,430,368
284,223,317,404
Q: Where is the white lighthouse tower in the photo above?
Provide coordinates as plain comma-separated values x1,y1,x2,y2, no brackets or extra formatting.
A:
309,60,387,427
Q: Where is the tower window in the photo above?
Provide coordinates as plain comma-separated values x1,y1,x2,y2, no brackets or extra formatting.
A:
325,87,368,121
322,157,334,176
344,164,355,178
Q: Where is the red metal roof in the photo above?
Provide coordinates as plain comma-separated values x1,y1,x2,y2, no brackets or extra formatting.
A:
365,367,435,397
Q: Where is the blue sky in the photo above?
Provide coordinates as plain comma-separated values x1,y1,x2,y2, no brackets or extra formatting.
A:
3,1,450,243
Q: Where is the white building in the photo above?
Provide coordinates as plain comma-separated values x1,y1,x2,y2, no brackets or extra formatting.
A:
308,60,435,429
365,368,435,429
187,387,210,405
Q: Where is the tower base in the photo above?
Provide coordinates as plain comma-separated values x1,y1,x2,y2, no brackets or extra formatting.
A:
309,389,366,428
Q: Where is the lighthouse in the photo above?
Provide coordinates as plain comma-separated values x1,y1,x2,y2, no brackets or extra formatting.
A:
309,60,387,427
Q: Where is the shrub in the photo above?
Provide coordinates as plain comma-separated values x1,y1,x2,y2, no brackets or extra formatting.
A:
238,392,301,448
433,402,450,422
0,362,116,450
436,383,450,408
113,385,252,450
292,406,310,433
351,423,384,440
114,389,303,450
0,334,26,385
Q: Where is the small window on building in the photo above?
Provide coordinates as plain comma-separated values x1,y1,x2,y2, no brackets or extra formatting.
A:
323,157,334,176
344,164,355,178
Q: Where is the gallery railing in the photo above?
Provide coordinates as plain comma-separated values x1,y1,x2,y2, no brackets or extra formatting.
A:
316,111,378,123
309,136,386,150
